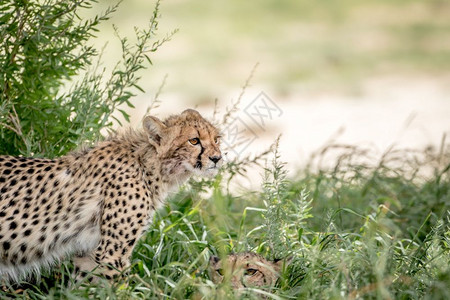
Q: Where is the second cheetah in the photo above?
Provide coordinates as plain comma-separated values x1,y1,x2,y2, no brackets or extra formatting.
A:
209,252,283,290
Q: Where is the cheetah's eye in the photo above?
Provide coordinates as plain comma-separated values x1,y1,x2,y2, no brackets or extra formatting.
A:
189,138,200,145
216,269,224,276
244,268,258,276
214,136,220,144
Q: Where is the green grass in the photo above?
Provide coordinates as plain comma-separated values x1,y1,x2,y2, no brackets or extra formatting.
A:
2,140,449,299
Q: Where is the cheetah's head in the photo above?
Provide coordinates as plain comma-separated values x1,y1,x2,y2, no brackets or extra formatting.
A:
209,252,285,291
143,109,222,179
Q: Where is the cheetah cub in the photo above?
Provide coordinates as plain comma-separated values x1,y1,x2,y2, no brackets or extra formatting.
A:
0,109,222,282
209,252,284,290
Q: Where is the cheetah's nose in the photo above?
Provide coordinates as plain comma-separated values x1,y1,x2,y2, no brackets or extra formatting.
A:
209,156,222,164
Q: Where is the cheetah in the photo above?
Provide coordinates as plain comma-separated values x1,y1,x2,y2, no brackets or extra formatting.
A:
0,109,222,282
209,252,284,290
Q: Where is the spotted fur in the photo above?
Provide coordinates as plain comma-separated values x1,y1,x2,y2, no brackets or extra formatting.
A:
0,109,222,281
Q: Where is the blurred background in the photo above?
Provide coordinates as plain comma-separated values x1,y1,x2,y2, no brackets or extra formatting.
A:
91,0,450,173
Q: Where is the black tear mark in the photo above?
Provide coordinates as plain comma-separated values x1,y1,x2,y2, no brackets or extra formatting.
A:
195,144,204,169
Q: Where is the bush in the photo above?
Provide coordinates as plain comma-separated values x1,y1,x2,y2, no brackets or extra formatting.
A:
0,0,169,157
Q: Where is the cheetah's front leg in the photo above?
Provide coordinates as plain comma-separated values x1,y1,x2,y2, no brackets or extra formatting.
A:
73,238,136,281
73,254,99,281
74,201,147,281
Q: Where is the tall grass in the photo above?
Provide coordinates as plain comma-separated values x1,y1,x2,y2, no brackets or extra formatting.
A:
2,138,449,299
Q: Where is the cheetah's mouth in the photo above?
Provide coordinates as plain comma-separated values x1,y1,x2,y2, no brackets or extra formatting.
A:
203,166,219,178
204,160,223,177
183,161,220,178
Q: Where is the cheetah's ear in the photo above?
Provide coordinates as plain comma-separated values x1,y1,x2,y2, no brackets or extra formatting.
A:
143,115,166,147
274,256,293,273
209,255,220,265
